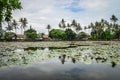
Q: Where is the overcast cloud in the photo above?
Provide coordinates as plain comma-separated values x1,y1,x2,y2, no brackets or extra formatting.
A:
13,0,120,34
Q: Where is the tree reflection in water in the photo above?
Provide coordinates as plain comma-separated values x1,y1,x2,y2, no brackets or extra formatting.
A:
59,54,66,64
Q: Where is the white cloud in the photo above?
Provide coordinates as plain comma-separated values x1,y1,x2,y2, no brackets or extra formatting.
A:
79,0,108,11
12,0,120,34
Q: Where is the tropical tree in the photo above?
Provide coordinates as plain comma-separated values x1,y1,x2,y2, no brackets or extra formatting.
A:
110,15,118,25
67,23,71,29
113,24,120,40
0,0,22,40
65,28,76,40
76,23,82,33
71,19,77,28
6,22,13,32
4,32,16,41
76,31,88,40
46,24,51,36
12,19,18,33
49,29,67,40
59,19,66,30
24,27,37,40
19,17,28,34
0,0,22,30
84,26,87,33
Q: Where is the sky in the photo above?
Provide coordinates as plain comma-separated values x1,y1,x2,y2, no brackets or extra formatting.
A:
13,0,120,34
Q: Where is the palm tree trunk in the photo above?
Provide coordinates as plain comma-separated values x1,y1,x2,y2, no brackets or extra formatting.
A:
0,22,2,40
0,22,2,30
21,27,23,34
23,28,25,34
48,29,49,36
15,29,17,34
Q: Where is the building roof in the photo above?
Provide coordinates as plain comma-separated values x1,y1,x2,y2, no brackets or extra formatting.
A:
42,35,49,39
17,34,25,39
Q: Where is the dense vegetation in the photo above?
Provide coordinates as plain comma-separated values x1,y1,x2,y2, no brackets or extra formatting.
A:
24,26,37,40
0,0,120,41
0,0,22,38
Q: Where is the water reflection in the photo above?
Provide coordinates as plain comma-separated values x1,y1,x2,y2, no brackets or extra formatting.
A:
111,62,116,68
0,43,120,80
72,58,76,63
59,54,66,64
24,47,38,51
0,61,120,80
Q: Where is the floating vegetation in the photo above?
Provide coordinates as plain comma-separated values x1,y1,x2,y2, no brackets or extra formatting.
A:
0,41,120,68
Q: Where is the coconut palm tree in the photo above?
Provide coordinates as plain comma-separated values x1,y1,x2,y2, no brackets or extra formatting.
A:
84,26,87,30
12,19,18,34
19,17,28,34
59,19,66,30
110,15,118,25
71,19,77,28
46,24,51,36
67,23,71,29
71,19,78,33
76,23,82,33
110,15,119,38
6,22,13,32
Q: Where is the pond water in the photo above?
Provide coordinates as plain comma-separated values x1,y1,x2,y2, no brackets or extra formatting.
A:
0,42,120,80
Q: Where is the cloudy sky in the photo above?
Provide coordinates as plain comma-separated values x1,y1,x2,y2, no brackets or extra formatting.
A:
13,0,120,34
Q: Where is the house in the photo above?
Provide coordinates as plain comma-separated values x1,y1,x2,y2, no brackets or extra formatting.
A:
16,34,25,39
42,35,51,40
0,29,5,40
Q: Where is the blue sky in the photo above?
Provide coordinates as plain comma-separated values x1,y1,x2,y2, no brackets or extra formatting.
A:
13,0,120,34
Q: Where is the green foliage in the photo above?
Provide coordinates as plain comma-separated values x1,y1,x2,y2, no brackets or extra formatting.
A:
46,24,51,35
59,19,66,29
24,28,37,40
19,17,28,34
100,31,106,40
76,32,87,40
113,29,120,39
104,30,113,40
49,29,67,40
4,32,16,40
0,0,22,40
65,29,76,40
0,0,22,27
110,15,118,24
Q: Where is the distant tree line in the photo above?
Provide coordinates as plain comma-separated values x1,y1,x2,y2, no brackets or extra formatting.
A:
0,0,120,41
48,15,120,41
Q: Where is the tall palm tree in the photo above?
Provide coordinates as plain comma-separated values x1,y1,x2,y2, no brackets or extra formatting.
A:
110,15,118,36
67,23,71,29
84,26,87,30
12,19,18,34
6,22,13,32
71,19,77,28
76,23,82,33
46,24,51,35
71,19,78,33
19,17,28,34
110,15,118,25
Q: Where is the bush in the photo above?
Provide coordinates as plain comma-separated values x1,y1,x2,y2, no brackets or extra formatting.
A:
24,28,37,40
49,29,67,40
76,32,87,40
65,29,76,40
4,32,16,41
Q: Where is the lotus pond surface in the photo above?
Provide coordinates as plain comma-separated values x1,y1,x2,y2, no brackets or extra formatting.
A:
0,41,120,80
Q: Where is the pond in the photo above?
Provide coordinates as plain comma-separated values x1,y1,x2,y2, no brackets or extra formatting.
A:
0,41,120,80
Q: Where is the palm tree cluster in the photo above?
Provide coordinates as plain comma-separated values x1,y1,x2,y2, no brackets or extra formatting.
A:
5,17,28,34
58,18,82,32
2,14,120,41
48,15,120,40
87,15,120,40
